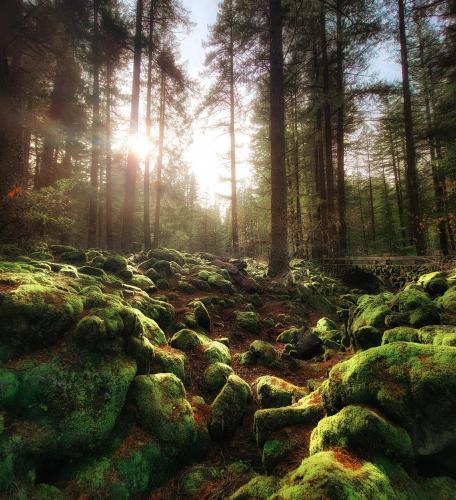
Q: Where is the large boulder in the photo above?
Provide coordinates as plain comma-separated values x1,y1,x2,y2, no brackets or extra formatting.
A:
209,374,252,439
0,281,83,357
238,340,280,368
322,342,456,457
349,293,393,333
309,405,414,467
255,375,307,409
130,373,208,458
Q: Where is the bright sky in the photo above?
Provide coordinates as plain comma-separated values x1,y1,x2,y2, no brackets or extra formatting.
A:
177,1,402,203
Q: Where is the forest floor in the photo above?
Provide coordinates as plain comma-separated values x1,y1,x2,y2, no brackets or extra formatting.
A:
0,245,455,499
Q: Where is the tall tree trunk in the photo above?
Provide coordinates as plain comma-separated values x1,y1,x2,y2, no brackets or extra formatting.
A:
398,0,426,255
88,0,100,247
229,0,239,256
415,15,448,254
335,0,347,255
268,0,288,275
389,130,407,246
292,95,303,255
320,2,335,253
144,5,155,250
0,0,24,197
367,147,376,243
120,0,143,250
105,64,114,249
312,42,327,258
153,70,165,248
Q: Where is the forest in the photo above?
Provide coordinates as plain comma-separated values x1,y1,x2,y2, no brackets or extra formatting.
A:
0,0,456,498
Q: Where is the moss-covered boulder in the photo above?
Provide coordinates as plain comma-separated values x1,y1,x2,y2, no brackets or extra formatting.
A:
73,307,125,353
121,307,167,345
0,354,136,491
192,300,212,331
238,340,280,368
437,286,456,314
147,247,185,266
130,373,209,459
349,293,393,333
180,464,221,495
79,265,107,278
382,326,422,344
230,475,279,500
234,311,260,333
0,281,83,357
351,325,382,351
276,327,301,344
129,295,175,328
209,374,252,439
270,449,397,499
130,274,156,292
417,271,449,296
204,362,234,395
255,375,307,409
322,342,456,457
170,329,210,352
309,405,413,467
103,255,128,274
254,390,325,447
203,341,231,365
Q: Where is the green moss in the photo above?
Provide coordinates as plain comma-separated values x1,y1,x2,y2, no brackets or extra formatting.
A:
129,295,175,328
207,273,233,293
349,293,393,333
255,375,307,409
238,340,280,368
382,326,422,344
74,307,125,353
31,484,65,499
254,390,325,447
322,342,456,457
204,363,234,395
75,456,111,490
352,326,382,351
192,300,212,331
79,266,107,278
203,341,231,365
262,439,292,473
230,475,279,500
391,288,433,312
170,329,210,352
417,271,448,296
276,327,300,344
130,374,208,459
0,370,19,405
210,374,252,440
128,275,153,291
103,255,128,274
409,304,440,327
235,311,260,333
147,247,185,266
60,250,87,263
437,286,456,313
121,307,166,345
180,465,221,495
310,405,413,467
270,450,396,499
0,282,83,356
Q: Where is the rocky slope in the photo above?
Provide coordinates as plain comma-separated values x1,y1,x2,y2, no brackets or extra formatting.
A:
0,244,455,499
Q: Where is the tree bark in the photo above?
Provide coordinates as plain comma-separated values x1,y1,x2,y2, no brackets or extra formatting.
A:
320,2,335,253
229,0,239,256
415,15,448,254
335,1,347,255
144,4,155,250
105,64,114,249
153,69,166,248
88,0,100,248
398,0,426,255
268,0,288,275
120,0,143,250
